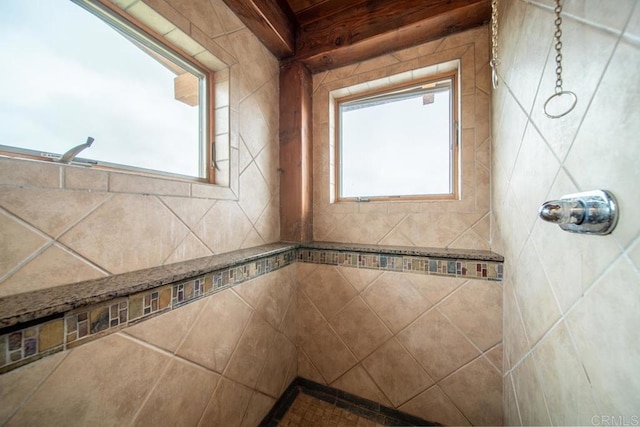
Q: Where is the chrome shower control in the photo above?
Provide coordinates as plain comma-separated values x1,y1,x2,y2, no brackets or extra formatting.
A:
538,190,618,235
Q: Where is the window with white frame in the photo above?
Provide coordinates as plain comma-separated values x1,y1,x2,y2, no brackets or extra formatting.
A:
0,0,214,180
335,72,459,201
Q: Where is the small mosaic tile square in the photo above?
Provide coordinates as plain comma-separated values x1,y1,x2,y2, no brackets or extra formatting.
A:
171,277,206,308
65,298,129,346
0,318,65,372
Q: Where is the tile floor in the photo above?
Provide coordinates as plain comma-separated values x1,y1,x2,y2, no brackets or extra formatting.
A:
261,377,438,427
278,392,383,427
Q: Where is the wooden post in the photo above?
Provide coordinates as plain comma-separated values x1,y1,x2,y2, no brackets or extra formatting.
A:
279,61,313,242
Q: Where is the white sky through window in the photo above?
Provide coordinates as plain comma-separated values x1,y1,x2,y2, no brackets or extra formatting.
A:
340,88,452,198
0,0,201,177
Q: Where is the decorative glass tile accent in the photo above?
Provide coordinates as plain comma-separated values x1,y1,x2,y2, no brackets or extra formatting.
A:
1,250,296,372
0,246,501,374
0,319,65,372
65,299,128,347
90,306,110,334
111,302,128,327
143,292,158,315
298,248,501,281
171,277,206,308
39,319,64,352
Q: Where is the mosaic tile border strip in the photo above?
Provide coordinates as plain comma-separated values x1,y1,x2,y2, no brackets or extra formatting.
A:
0,244,502,374
0,249,297,374
297,248,504,281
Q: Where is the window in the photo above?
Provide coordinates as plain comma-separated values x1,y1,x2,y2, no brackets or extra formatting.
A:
336,73,458,201
0,0,214,180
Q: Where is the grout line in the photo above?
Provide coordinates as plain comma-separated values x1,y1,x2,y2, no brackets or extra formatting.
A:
483,342,504,375
297,345,329,386
527,338,556,425
312,71,329,95
3,349,71,425
374,213,408,246
436,383,474,426
235,71,278,107
232,310,278,392
561,311,604,416
117,330,180,359
435,302,495,370
297,285,360,366
58,167,63,189
504,314,563,378
54,192,115,241
168,294,211,359
526,0,632,38
180,200,220,256
0,240,53,285
503,276,532,373
507,370,524,426
195,366,224,427
430,384,473,426
556,23,630,170
129,349,173,425
157,195,216,238
118,330,219,376
437,350,491,385
0,206,54,241
50,242,111,277
238,136,254,175
160,231,196,266
219,308,256,377
356,358,398,409
433,349,503,425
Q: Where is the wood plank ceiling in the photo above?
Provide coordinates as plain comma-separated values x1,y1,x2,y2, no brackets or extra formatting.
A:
222,0,491,72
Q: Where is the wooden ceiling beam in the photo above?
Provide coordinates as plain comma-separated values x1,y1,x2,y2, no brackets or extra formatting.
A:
291,0,490,72
222,0,297,58
295,0,368,27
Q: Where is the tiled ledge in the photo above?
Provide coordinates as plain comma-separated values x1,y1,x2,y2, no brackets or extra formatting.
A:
304,241,503,261
0,242,503,374
0,243,297,329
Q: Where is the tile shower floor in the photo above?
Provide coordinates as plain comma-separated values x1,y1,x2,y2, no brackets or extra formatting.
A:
278,392,384,426
261,377,437,427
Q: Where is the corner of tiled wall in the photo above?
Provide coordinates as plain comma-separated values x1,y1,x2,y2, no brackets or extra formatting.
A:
295,261,503,426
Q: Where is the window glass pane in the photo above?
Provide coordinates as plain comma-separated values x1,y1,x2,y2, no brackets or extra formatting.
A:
339,80,453,198
0,0,204,178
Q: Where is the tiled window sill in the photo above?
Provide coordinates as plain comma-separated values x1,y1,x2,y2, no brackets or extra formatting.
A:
0,242,503,373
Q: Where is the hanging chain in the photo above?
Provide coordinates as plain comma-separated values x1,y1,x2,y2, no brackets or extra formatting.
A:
553,0,564,94
489,0,499,88
543,0,577,118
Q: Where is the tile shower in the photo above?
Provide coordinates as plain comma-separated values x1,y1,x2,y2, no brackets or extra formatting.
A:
1,0,638,426
0,0,502,423
0,244,503,425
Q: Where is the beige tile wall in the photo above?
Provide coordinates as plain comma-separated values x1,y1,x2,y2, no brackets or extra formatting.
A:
0,265,296,426
296,264,503,426
493,0,640,424
0,0,280,297
311,27,492,250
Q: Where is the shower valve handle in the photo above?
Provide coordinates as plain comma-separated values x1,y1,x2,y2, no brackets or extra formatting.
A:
538,190,618,235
